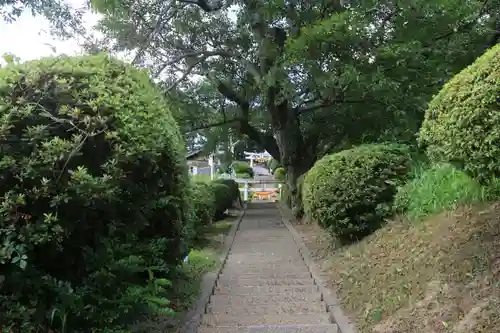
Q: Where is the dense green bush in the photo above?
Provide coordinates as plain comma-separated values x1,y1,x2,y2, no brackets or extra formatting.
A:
303,143,411,243
232,161,254,177
236,172,252,179
418,44,500,183
395,163,495,221
0,54,189,332
211,183,232,219
186,181,217,241
273,167,286,181
213,179,240,203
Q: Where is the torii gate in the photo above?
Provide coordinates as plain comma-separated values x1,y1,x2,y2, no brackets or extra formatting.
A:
243,151,271,167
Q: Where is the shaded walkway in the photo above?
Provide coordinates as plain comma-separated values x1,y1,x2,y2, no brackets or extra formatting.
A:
197,203,338,333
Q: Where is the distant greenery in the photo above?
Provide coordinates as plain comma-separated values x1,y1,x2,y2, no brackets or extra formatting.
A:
232,161,254,178
191,174,213,183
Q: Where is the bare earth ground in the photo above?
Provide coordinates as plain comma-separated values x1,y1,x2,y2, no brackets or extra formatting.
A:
292,202,500,333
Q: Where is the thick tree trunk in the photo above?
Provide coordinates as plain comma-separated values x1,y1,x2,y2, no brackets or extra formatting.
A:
272,102,312,216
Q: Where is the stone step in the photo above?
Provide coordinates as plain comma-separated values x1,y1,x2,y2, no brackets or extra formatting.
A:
235,237,295,241
201,313,331,326
207,301,326,315
229,251,301,256
229,247,300,253
235,236,293,241
223,263,309,272
216,277,316,287
209,293,323,306
228,250,299,255
230,243,297,246
215,284,319,295
228,251,301,256
197,324,339,333
237,226,287,230
230,239,296,244
219,271,311,280
234,235,294,239
224,260,305,266
226,255,303,263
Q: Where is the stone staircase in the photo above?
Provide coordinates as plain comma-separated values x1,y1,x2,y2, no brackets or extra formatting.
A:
197,203,339,333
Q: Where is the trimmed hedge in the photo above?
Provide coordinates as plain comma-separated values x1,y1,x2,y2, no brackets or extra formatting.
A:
211,183,232,219
303,143,411,243
211,179,241,218
418,44,500,182
232,161,254,177
0,54,189,331
213,179,240,202
187,181,217,240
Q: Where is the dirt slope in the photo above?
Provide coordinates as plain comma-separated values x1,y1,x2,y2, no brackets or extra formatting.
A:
294,202,500,333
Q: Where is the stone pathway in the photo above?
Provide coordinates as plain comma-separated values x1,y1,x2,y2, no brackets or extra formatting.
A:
197,203,339,333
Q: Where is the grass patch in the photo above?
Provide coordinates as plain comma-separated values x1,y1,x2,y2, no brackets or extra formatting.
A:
168,249,219,312
394,163,492,220
193,220,234,249
190,174,213,183
316,202,500,333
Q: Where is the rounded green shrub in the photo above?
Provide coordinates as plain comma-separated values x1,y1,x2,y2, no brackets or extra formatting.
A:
213,179,240,202
303,143,411,243
211,179,241,215
0,54,189,331
273,167,286,181
232,161,254,177
418,44,500,182
236,172,252,179
186,181,217,240
211,183,232,219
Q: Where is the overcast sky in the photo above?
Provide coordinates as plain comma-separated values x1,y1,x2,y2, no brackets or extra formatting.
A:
0,0,100,65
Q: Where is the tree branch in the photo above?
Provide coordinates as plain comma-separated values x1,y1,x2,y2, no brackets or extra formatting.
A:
178,0,224,12
215,80,281,159
296,98,374,115
426,0,490,45
185,118,242,132
486,22,500,48
239,121,281,160
156,49,261,87
184,116,281,160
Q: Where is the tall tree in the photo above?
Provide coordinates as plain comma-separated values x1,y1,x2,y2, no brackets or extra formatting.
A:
88,0,498,212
